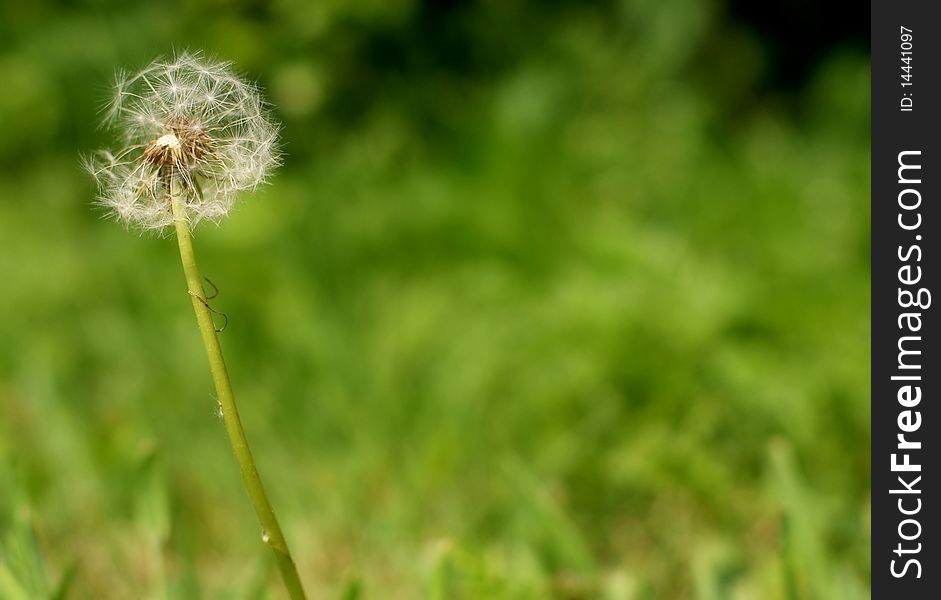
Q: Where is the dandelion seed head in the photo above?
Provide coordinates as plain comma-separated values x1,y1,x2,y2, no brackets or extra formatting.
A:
86,52,282,231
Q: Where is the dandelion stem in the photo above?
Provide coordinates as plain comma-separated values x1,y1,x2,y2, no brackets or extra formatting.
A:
170,180,307,599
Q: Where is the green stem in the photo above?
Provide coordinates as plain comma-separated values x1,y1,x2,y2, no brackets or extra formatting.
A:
170,181,307,599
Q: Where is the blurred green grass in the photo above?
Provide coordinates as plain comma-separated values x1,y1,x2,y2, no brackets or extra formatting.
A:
0,1,869,598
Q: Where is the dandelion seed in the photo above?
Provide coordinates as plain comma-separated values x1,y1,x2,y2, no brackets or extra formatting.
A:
85,52,281,231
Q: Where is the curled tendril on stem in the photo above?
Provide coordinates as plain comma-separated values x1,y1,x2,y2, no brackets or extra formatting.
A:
187,289,228,333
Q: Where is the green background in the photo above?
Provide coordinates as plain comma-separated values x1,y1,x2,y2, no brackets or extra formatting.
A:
0,1,869,598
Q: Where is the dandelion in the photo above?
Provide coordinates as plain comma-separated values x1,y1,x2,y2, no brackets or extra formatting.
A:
85,53,306,599
86,52,280,230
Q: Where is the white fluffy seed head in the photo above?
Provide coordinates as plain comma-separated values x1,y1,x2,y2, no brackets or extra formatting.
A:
85,52,282,231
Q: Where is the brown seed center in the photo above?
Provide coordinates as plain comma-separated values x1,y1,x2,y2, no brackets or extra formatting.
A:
142,119,212,171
